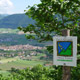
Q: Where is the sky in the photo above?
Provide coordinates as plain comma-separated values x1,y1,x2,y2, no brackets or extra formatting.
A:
0,0,41,14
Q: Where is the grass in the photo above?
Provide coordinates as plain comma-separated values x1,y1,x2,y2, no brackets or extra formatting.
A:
0,57,18,63
0,71,10,77
0,28,19,34
32,53,46,60
0,59,45,70
0,56,46,76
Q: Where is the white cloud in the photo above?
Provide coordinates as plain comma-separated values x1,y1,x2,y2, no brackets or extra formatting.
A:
0,0,14,14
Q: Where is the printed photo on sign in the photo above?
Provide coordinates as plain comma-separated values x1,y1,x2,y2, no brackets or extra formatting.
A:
57,41,73,56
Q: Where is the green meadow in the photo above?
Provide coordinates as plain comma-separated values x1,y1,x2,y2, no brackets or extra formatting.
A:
0,57,46,70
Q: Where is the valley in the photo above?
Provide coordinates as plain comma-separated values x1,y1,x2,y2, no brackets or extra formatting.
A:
0,14,52,76
0,28,52,76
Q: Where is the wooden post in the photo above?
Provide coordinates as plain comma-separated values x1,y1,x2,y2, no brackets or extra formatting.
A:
62,29,71,80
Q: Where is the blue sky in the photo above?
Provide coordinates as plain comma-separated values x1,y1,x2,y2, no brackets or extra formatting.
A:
0,0,41,14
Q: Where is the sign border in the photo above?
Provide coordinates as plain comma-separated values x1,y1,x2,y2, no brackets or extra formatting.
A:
53,36,77,67
57,41,73,57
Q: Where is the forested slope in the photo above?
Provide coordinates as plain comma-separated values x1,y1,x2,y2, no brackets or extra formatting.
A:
0,14,35,29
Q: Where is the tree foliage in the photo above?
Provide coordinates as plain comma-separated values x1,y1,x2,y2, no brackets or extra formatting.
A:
0,65,80,80
18,0,80,54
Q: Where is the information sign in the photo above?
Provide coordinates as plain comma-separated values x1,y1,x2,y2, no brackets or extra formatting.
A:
53,36,77,66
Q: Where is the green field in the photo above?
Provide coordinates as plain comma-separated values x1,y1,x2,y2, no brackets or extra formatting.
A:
0,57,18,63
0,55,48,76
0,28,19,34
0,59,45,70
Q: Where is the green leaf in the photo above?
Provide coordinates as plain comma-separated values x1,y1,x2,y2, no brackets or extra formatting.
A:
60,0,64,2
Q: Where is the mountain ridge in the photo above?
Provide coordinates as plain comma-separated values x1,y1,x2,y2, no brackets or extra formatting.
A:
0,14,8,20
0,14,35,29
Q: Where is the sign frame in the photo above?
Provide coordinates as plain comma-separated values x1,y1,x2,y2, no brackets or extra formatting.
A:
53,36,77,67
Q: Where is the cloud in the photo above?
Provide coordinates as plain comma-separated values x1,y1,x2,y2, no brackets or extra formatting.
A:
0,0,14,14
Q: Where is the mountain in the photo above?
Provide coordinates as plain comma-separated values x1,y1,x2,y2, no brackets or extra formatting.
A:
0,14,8,20
0,14,35,29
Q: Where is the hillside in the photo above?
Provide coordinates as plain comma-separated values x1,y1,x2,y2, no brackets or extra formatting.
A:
0,14,8,20
0,14,35,29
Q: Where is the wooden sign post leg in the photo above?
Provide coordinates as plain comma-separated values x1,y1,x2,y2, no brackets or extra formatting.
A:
62,29,71,80
62,66,71,80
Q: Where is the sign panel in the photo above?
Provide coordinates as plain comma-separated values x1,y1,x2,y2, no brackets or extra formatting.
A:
53,36,77,67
